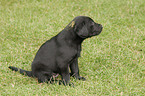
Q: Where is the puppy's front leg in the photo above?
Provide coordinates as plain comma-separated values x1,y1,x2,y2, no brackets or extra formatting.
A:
59,67,74,86
70,58,86,81
61,70,70,85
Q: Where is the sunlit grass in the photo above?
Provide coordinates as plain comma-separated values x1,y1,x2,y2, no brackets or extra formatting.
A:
0,0,145,95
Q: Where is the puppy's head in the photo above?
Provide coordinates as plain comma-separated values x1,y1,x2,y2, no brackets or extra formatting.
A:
72,16,103,39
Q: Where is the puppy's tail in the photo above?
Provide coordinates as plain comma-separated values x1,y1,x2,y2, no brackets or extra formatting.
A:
8,66,33,77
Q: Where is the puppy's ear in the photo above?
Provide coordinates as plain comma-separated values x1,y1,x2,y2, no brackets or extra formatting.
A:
77,26,89,38
75,21,89,38
74,21,85,32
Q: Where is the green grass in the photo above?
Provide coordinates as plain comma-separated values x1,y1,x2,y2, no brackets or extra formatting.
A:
0,0,145,95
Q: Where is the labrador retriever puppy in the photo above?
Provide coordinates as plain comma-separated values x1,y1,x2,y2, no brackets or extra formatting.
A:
9,16,103,86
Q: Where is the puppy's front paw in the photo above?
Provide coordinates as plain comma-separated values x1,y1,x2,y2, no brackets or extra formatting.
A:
78,77,86,81
59,80,74,87
69,82,74,87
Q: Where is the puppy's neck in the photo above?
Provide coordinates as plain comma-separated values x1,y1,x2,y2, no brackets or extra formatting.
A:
66,28,84,43
58,28,84,45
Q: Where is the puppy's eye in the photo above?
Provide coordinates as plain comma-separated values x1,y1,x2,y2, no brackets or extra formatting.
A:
90,22,94,29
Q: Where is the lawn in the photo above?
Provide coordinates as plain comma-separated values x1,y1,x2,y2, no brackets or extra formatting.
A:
0,0,145,95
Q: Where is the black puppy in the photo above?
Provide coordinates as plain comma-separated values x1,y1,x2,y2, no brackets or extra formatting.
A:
9,16,103,85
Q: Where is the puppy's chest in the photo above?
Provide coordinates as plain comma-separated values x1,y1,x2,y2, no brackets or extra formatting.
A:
63,47,80,57
67,45,81,57
66,49,80,64
59,46,81,61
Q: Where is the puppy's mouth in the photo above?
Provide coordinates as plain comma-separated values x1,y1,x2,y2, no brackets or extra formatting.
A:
79,35,88,39
92,25,103,36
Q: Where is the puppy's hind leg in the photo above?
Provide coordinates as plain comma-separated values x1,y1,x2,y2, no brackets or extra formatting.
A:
35,71,52,83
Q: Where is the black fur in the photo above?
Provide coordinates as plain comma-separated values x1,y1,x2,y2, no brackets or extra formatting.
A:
8,66,32,77
9,16,103,85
